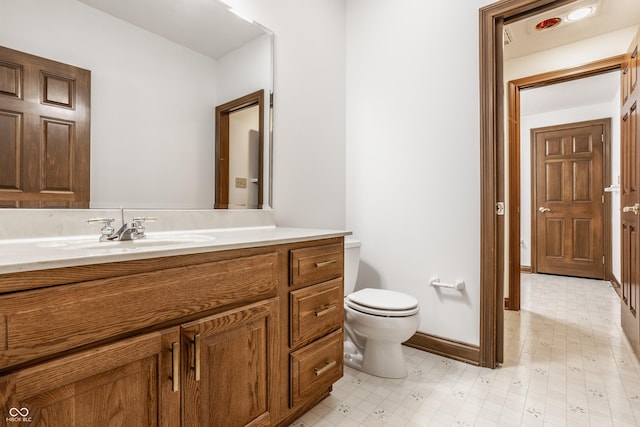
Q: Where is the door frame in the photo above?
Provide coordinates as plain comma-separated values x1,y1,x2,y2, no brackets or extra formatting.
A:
215,90,265,209
504,58,623,310
479,0,621,366
529,118,612,278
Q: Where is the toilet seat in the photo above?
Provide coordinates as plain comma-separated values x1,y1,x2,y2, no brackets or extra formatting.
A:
345,288,419,317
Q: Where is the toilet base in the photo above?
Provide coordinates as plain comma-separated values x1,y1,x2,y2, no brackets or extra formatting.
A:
362,340,408,378
344,339,409,379
343,340,364,370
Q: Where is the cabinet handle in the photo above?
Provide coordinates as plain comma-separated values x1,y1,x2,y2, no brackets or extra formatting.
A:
315,260,337,268
170,342,179,392
314,360,337,376
314,305,337,317
191,334,201,382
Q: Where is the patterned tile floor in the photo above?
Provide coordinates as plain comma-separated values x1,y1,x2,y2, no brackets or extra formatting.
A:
291,274,640,426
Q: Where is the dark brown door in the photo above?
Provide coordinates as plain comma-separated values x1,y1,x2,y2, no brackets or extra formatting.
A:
621,33,640,357
533,120,605,279
0,46,90,208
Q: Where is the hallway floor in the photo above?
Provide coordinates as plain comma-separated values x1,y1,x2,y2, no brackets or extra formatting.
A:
291,274,640,426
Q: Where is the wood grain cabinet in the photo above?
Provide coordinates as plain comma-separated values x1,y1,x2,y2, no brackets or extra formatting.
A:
181,299,278,427
0,328,181,426
286,244,344,413
0,237,345,427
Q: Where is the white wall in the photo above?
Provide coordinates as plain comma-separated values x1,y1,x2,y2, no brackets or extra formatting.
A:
228,106,259,208
345,0,493,346
223,0,346,229
217,34,272,105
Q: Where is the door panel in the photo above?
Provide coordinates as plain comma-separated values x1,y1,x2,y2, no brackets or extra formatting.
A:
621,32,640,358
0,46,90,208
533,121,605,279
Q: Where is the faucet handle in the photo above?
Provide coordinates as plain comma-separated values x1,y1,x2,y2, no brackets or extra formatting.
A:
131,217,157,237
85,218,116,240
132,216,157,223
85,217,115,226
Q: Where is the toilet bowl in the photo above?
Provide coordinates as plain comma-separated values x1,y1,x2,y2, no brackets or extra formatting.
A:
343,238,420,378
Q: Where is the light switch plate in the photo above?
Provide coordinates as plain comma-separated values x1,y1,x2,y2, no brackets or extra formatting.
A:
235,177,248,188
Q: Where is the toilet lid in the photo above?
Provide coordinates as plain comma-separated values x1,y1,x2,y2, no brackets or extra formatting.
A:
346,288,419,317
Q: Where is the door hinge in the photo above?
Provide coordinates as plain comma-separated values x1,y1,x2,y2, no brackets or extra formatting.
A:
601,134,604,143
602,255,605,265
602,194,605,203
496,202,505,216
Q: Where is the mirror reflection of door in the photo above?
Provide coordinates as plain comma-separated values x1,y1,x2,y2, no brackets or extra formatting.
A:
215,90,264,209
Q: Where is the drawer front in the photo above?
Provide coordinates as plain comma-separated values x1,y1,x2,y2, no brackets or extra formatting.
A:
290,243,343,287
0,252,278,371
289,329,343,407
290,278,343,348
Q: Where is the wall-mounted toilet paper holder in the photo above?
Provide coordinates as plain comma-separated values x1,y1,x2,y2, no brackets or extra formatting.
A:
430,277,465,290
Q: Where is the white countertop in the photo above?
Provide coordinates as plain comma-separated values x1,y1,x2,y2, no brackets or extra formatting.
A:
0,226,350,275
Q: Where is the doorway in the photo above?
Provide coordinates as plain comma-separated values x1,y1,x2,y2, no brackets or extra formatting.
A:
505,60,622,311
479,0,629,368
215,90,265,209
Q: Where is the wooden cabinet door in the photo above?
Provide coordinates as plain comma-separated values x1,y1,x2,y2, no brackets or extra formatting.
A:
181,299,278,427
0,328,181,427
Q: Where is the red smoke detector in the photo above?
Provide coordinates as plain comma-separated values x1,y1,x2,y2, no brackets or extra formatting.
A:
535,17,562,30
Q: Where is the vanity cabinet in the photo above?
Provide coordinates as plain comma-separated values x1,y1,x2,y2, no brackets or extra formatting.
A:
0,236,345,427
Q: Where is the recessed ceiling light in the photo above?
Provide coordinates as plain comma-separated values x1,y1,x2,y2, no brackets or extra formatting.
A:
535,17,562,31
566,6,594,22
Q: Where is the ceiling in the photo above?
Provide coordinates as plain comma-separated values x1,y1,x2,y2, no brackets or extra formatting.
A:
509,0,638,116
504,0,640,60
79,0,266,59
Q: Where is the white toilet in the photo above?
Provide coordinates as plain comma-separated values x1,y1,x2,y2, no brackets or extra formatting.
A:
343,237,420,378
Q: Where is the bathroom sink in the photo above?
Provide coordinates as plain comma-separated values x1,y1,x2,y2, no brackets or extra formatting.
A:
37,233,216,251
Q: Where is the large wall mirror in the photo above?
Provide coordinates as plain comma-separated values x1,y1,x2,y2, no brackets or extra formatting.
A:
0,0,273,209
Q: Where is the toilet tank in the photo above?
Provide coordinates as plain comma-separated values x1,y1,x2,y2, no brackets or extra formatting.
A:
344,237,361,295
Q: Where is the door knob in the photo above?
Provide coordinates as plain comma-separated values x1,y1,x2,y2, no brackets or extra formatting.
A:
623,203,640,215
538,207,551,213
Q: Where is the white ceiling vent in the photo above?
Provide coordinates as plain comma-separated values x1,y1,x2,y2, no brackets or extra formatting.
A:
503,26,516,46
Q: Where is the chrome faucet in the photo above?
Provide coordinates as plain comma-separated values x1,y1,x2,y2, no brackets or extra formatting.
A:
85,208,157,241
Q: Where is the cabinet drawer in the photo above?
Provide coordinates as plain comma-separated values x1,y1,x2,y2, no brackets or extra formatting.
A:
0,253,278,371
289,329,343,407
290,243,343,287
290,278,343,348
